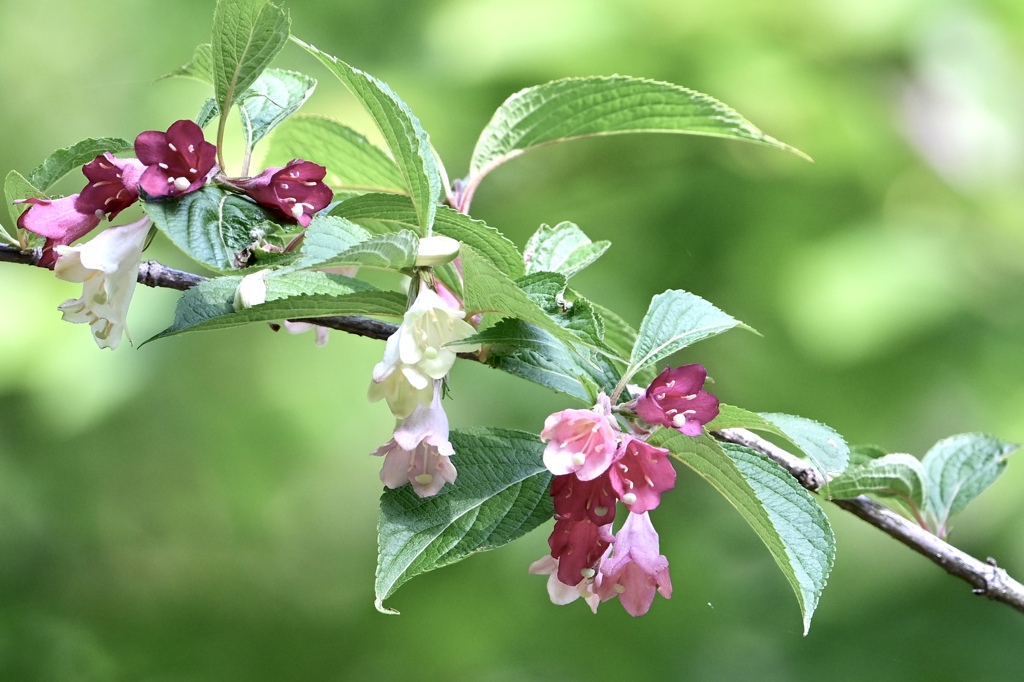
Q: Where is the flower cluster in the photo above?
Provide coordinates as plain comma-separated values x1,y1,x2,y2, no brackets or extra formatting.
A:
368,279,481,497
13,119,333,349
532,364,718,616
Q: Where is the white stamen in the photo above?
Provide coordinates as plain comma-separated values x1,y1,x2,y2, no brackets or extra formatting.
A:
414,473,433,485
168,142,178,152
173,177,191,192
158,163,169,170
614,584,626,594
290,205,304,220
594,506,608,517
622,493,637,505
571,453,587,467
580,568,596,579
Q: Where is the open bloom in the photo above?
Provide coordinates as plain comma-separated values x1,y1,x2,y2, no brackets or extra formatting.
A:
15,195,102,268
372,382,457,497
528,555,601,613
540,394,618,480
608,435,676,513
633,364,719,436
77,152,145,219
53,217,152,349
233,159,332,227
551,471,617,526
595,511,672,617
135,119,218,197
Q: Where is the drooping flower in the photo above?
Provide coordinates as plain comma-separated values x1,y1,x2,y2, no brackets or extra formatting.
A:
595,511,672,617
282,320,330,346
371,382,457,497
551,471,617,526
232,159,332,227
52,217,152,349
548,516,613,587
15,195,102,268
528,555,601,613
134,119,218,197
632,364,719,436
368,332,434,419
608,435,676,513
540,394,619,480
76,152,145,219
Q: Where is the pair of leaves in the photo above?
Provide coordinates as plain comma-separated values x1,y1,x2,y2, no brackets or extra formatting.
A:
830,434,1018,537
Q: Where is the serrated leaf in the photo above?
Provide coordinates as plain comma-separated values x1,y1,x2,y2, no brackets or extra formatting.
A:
828,454,927,508
211,0,290,130
149,272,405,341
294,37,441,235
291,214,371,267
142,186,280,270
652,430,834,634
591,302,656,388
264,115,407,194
517,272,605,347
27,137,134,192
708,404,850,479
239,68,316,152
628,289,744,378
523,221,610,280
330,193,524,277
375,428,553,613
922,433,1019,535
196,99,220,128
162,43,215,83
849,444,889,466
296,229,419,272
5,170,42,229
469,75,809,181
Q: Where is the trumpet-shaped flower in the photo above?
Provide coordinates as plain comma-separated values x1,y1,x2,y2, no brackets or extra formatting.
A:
551,471,617,526
53,217,152,349
633,364,719,436
540,394,618,480
548,516,613,587
233,159,332,227
371,382,457,497
77,152,145,219
135,119,218,197
608,435,676,513
595,511,672,617
528,555,601,613
15,195,102,268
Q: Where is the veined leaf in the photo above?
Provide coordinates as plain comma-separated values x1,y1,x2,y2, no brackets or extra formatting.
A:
298,229,419,272
293,37,441,235
652,430,834,634
523,221,610,280
162,42,215,83
239,68,316,152
5,170,43,229
264,115,407,194
469,75,809,181
292,214,371,268
828,453,927,508
27,137,133,192
375,428,553,613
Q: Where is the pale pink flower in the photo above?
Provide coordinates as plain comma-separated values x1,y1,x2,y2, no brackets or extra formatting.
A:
595,511,672,617
528,555,600,613
540,394,618,480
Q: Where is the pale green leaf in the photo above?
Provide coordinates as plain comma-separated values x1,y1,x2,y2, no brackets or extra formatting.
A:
27,137,134,192
162,43,214,83
239,68,316,151
469,75,809,180
828,454,927,507
523,221,610,280
296,229,419,272
375,428,552,613
652,430,834,634
293,37,441,235
264,115,407,194
5,170,42,230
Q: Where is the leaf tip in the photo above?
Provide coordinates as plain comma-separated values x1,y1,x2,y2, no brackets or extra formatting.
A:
374,597,400,615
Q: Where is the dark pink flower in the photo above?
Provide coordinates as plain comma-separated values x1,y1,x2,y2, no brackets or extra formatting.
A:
233,159,332,227
551,472,617,527
540,394,619,480
76,153,145,219
608,435,676,513
633,364,719,436
548,516,613,587
134,119,218,197
595,511,672,617
15,195,102,269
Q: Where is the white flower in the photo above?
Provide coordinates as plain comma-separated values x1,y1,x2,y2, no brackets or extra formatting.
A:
53,217,151,350
233,269,269,310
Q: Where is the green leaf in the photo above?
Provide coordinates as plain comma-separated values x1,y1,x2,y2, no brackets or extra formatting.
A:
849,444,889,466
292,214,371,267
627,289,745,378
142,186,279,271
239,68,316,152
27,137,134,192
211,0,289,155
518,272,605,347
375,428,553,613
196,99,220,129
591,302,656,388
828,453,927,508
330,193,524,277
708,404,850,479
162,43,215,83
149,272,405,341
652,430,834,634
293,37,442,235
296,227,419,272
523,221,610,280
4,170,42,230
922,433,1019,535
264,115,407,194
468,75,809,181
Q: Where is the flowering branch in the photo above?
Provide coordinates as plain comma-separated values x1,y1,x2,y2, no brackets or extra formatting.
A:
3,240,1022,614
714,427,1024,614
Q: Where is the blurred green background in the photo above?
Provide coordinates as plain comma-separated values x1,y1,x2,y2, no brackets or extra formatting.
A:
3,0,1024,679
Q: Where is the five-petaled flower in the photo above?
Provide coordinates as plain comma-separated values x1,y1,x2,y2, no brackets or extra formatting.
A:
134,119,218,197
608,435,676,513
53,217,152,350
233,159,333,227
540,394,619,480
77,152,145,219
595,511,672,617
632,364,719,436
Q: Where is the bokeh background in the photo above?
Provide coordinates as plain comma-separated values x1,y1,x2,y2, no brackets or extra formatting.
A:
3,0,1024,679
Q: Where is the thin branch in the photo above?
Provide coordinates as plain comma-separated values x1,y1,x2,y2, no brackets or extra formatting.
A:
4,242,1023,613
714,427,1024,614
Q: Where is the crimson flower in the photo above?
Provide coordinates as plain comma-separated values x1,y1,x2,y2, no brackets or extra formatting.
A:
76,152,145,219
551,472,617,527
233,159,332,227
548,516,612,587
15,195,101,268
134,119,218,197
633,364,719,436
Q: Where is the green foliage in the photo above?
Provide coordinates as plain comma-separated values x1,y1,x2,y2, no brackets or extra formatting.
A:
293,37,442,235
651,430,834,634
239,69,317,154
523,222,610,280
375,428,553,613
4,170,42,232
27,137,134,193
828,453,928,512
